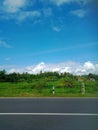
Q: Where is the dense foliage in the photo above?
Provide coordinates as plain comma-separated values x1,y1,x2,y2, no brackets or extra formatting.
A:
0,70,98,97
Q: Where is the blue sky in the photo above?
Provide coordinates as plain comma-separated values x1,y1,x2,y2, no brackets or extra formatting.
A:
0,0,98,74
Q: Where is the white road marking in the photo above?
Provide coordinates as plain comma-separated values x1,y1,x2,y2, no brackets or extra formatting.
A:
0,113,98,116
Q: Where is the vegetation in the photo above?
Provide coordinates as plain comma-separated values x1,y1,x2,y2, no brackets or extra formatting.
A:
0,70,98,97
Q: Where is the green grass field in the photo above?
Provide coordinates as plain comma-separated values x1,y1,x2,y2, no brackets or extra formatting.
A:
0,82,98,97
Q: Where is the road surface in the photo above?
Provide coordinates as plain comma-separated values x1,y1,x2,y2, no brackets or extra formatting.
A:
0,97,98,130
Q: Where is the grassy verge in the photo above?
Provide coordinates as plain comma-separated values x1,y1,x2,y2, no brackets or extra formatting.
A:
0,82,98,97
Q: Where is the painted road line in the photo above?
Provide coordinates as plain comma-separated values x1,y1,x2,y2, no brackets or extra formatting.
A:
0,113,98,116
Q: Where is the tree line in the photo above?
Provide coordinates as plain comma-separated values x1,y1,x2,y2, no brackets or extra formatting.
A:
0,70,98,84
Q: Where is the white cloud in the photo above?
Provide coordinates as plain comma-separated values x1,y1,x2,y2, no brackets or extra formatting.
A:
0,10,41,22
49,0,90,6
21,61,98,75
50,0,70,6
6,66,24,74
74,61,96,75
0,0,41,22
17,11,41,21
52,26,61,32
3,61,98,75
25,62,46,74
0,65,18,72
0,40,12,48
60,67,72,73
70,9,87,18
84,61,95,72
0,0,90,23
95,64,98,74
3,0,27,13
8,68,20,73
75,68,86,75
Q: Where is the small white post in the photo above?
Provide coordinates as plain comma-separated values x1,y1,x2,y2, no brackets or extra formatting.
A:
81,82,85,95
52,86,55,95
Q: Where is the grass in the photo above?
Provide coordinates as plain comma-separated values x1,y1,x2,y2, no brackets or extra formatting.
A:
0,82,98,97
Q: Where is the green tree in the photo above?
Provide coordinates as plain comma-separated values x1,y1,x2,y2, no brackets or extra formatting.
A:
8,72,19,83
0,70,6,82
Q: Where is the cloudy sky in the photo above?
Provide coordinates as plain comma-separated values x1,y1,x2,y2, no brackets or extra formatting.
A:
0,0,98,75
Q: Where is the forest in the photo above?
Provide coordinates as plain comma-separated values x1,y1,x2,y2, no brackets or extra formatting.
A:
0,70,98,97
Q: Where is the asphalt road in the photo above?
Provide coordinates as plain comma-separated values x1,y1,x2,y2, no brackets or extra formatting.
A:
0,98,98,130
